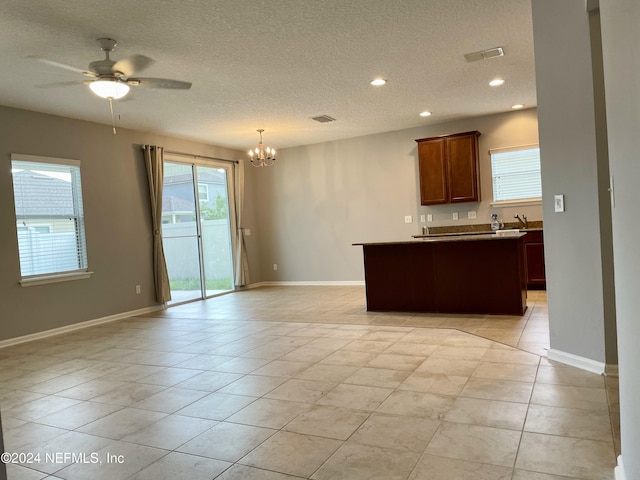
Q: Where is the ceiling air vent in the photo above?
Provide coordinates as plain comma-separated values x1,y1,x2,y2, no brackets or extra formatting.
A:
311,115,336,123
464,47,505,63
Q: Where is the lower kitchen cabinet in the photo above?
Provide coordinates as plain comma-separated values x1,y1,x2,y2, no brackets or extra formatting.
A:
356,235,527,315
522,230,546,289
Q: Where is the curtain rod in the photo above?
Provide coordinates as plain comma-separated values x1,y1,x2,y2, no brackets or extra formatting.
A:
164,150,239,164
141,146,238,164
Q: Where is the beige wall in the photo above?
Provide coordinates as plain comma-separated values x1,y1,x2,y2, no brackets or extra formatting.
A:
531,0,616,366
600,0,639,477
251,108,540,282
0,105,250,342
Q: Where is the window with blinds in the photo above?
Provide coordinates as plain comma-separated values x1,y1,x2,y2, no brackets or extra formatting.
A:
490,146,542,203
11,154,88,280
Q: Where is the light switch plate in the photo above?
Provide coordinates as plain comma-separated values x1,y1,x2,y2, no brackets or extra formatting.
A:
427,214,433,222
404,216,413,223
244,228,251,236
420,215,426,223
453,212,459,220
468,211,477,219
554,194,565,212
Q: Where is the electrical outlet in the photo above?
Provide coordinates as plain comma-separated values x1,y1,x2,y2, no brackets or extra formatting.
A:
453,212,459,220
135,285,141,294
554,194,565,212
468,211,477,219
404,216,413,224
244,228,251,236
273,263,278,271
427,214,433,222
420,215,426,223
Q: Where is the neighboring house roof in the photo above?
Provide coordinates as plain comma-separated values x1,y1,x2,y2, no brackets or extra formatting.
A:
162,195,194,213
12,171,75,217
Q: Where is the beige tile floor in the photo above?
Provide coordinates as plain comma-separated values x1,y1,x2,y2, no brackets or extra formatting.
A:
0,286,619,479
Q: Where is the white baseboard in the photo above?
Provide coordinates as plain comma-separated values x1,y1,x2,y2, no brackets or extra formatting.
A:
615,455,626,480
251,281,365,287
547,349,606,375
0,305,165,349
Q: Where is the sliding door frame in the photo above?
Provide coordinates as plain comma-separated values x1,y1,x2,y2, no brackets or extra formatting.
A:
164,153,238,303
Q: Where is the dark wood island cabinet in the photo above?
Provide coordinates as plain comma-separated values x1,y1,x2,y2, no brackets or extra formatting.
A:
521,229,546,289
354,233,527,316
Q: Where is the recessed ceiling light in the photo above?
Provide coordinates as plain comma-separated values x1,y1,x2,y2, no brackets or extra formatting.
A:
489,78,505,87
370,79,386,86
511,104,525,109
419,111,432,117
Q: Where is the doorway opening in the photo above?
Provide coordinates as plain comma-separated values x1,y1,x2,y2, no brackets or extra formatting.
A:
162,158,235,304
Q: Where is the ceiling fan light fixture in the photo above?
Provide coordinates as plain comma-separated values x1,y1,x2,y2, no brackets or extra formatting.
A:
89,79,130,99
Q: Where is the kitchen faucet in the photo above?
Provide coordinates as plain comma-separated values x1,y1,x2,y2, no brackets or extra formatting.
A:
514,214,528,229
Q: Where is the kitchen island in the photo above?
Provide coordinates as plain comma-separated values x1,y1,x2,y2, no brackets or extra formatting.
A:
353,233,527,315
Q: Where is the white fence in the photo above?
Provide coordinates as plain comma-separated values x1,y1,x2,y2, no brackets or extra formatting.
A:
16,221,233,283
17,230,80,276
162,219,233,281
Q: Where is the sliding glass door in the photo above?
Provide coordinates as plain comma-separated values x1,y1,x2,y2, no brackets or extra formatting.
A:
162,158,235,304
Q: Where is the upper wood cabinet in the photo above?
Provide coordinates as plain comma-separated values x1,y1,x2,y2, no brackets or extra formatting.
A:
415,131,481,205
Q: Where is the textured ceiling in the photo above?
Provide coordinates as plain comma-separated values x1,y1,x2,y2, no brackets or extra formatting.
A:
0,0,536,150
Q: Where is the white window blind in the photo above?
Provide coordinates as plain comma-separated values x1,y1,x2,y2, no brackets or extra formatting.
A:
11,154,89,279
490,146,542,203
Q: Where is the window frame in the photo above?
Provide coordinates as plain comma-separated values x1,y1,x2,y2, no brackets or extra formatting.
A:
489,144,542,207
198,182,209,202
10,153,93,287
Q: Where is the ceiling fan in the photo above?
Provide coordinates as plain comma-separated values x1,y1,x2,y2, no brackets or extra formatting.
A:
32,37,192,100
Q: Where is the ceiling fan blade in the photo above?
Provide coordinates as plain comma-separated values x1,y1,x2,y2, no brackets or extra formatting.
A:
34,80,84,89
129,78,192,89
28,56,96,76
113,55,154,77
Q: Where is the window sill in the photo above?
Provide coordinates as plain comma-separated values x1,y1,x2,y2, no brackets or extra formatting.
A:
20,271,94,287
490,199,542,208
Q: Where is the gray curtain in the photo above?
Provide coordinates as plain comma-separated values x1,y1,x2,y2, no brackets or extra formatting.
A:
143,145,172,303
234,159,250,286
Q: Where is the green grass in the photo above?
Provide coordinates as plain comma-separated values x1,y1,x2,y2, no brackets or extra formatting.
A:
170,277,233,291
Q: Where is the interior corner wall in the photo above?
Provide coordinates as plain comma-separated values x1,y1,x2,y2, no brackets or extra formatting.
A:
531,0,608,363
600,1,640,477
253,108,539,282
588,9,617,366
0,105,247,342
240,158,264,283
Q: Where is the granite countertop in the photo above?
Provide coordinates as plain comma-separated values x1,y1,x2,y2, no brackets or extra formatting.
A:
412,227,542,238
411,220,543,238
353,232,526,246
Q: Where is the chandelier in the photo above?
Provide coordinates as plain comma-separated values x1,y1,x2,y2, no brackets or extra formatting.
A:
249,129,276,167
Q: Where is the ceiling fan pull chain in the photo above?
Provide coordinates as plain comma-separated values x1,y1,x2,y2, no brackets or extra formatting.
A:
109,97,117,135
